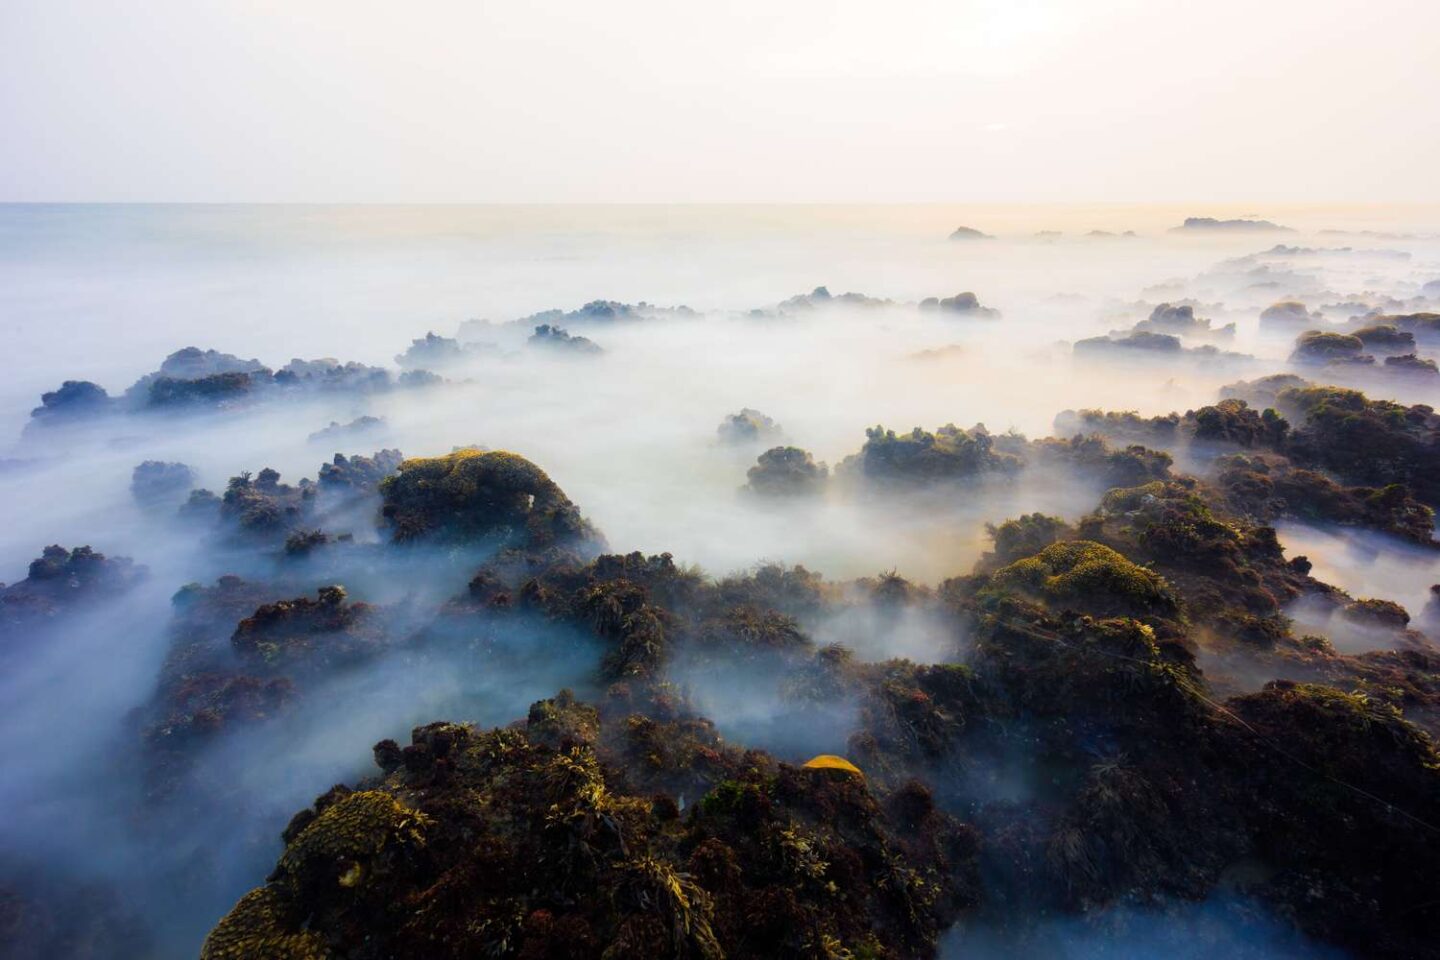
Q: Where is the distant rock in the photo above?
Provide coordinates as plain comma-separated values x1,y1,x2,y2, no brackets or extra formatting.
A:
1133,303,1235,340
276,358,392,392
131,461,197,507
919,291,1000,318
1365,312,1440,345
1352,325,1416,356
29,380,113,424
124,347,273,408
763,287,895,317
1171,217,1293,233
308,416,387,444
528,324,602,355
1259,301,1320,328
510,300,697,331
1383,354,1440,378
717,408,782,446
1075,331,1183,356
1290,330,1366,365
745,446,828,498
395,332,472,370
948,226,993,240
1075,331,1248,362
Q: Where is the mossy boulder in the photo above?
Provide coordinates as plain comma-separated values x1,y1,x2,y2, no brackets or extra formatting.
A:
744,446,828,498
1290,330,1365,364
203,696,978,959
379,450,600,550
986,540,1179,619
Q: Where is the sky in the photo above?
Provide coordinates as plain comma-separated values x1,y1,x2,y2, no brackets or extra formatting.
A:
1,0,1437,203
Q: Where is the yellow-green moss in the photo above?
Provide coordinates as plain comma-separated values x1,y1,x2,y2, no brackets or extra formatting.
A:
379,449,598,547
987,540,1177,616
277,790,429,890
199,886,331,960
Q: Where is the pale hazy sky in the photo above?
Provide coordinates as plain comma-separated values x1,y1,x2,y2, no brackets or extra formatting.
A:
2,0,1437,203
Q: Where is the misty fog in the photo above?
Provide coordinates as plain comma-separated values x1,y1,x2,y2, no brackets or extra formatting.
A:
3,203,1439,958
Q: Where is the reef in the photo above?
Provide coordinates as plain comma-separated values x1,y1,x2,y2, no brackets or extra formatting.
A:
15,297,1440,960
190,458,1440,959
204,692,979,960
1274,385,1440,507
1216,453,1437,547
27,345,440,428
